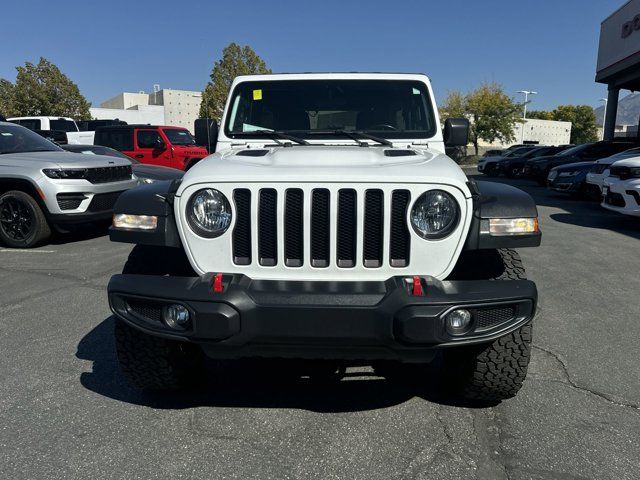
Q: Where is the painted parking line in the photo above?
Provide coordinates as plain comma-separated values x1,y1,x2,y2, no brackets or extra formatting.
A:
0,249,56,253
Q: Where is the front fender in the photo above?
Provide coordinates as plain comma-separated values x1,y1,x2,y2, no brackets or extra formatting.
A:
109,180,182,247
464,180,541,250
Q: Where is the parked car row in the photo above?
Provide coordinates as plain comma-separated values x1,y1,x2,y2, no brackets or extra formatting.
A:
0,121,185,247
478,139,640,218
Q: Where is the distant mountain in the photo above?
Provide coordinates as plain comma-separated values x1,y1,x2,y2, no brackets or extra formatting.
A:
594,92,640,126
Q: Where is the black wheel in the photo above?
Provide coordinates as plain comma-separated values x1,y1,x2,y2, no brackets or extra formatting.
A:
116,245,203,391
448,248,526,281
485,165,498,177
445,248,532,401
506,167,520,179
0,190,51,248
445,324,532,402
115,320,205,391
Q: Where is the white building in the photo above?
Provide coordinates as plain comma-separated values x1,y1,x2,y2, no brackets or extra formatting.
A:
476,118,572,149
89,87,202,133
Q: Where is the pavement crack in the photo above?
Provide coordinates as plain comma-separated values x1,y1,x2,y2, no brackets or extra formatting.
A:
533,344,640,411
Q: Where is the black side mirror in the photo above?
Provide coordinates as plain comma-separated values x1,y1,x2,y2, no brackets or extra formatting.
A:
194,118,218,153
444,118,469,147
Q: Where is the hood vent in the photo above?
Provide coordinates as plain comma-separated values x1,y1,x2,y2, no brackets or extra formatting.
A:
237,149,269,157
384,149,417,157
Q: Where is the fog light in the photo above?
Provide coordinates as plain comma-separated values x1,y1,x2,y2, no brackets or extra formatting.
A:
446,309,472,336
162,304,190,329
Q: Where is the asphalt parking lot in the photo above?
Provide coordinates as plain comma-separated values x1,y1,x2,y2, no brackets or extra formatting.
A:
1,171,639,480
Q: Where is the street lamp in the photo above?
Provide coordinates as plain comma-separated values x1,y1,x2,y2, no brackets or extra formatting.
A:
600,97,608,141
517,90,537,143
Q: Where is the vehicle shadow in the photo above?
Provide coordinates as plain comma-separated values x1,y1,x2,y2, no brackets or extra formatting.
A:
50,222,109,245
76,316,496,412
467,172,640,240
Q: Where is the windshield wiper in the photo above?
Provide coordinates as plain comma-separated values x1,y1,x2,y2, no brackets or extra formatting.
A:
251,130,309,146
306,130,393,147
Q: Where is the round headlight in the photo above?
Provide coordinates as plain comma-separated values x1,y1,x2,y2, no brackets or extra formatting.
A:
410,190,459,239
186,188,232,238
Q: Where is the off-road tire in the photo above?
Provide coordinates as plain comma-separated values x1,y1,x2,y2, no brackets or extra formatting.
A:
116,244,203,391
0,190,51,248
448,248,526,281
446,324,532,402
115,320,204,391
445,248,532,401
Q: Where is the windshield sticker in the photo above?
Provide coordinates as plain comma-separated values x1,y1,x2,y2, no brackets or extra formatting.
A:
1,132,13,136
253,89,263,101
412,88,420,95
243,123,271,132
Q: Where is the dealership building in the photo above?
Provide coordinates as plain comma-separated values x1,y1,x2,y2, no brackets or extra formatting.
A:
597,0,640,139
89,87,202,133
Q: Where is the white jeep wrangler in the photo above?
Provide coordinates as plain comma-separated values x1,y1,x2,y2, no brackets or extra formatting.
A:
108,73,541,402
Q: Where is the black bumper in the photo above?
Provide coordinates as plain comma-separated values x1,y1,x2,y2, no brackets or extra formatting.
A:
108,274,537,362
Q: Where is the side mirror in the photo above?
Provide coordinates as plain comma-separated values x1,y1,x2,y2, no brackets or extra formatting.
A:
444,118,470,147
194,118,218,153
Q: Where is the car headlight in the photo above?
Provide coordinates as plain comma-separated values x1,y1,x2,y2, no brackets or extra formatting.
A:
548,170,558,181
186,188,232,238
410,190,459,239
43,168,87,179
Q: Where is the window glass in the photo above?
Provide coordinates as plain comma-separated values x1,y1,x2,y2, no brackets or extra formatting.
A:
162,128,196,145
0,124,62,154
11,119,42,130
49,119,78,132
97,129,134,150
137,130,162,148
225,79,437,139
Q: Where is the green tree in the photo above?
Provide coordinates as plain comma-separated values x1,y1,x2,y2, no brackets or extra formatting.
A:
0,79,16,117
526,110,554,120
199,43,271,119
11,57,91,120
551,105,597,144
439,90,466,120
465,83,522,155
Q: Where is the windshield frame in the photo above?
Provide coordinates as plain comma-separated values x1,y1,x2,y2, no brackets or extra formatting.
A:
0,123,63,154
223,79,438,141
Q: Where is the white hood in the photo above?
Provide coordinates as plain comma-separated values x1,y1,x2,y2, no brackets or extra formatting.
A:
179,146,470,196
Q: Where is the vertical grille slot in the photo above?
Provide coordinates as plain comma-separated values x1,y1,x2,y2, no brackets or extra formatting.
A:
337,189,357,268
258,189,277,266
390,190,411,267
285,189,304,267
232,189,252,265
363,189,384,267
310,189,330,268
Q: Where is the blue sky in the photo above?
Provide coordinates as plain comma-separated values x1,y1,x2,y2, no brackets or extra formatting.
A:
0,0,624,111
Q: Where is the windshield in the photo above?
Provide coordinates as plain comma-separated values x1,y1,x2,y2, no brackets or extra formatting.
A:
0,124,62,154
49,119,78,132
162,128,196,145
505,147,534,157
557,144,590,157
225,79,437,140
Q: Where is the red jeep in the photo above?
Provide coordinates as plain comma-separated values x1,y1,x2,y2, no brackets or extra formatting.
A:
94,125,208,171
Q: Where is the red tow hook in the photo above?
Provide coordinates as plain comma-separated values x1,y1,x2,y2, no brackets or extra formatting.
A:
412,276,424,296
212,273,224,293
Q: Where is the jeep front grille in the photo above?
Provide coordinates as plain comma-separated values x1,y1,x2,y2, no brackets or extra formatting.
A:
231,187,411,269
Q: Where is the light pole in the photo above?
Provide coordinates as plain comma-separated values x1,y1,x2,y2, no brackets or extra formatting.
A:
517,90,537,144
600,97,608,140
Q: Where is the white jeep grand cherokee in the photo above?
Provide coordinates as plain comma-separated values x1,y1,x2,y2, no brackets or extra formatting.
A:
107,73,541,402
0,122,136,247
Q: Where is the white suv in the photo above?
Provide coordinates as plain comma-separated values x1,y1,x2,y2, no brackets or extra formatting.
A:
0,122,136,247
106,73,541,402
8,116,95,144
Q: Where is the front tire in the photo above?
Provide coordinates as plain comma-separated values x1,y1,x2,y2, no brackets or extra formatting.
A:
116,244,203,391
445,248,532,401
0,190,51,248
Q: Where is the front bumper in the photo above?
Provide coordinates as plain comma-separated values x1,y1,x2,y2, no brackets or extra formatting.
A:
108,274,537,362
601,178,640,217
